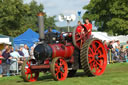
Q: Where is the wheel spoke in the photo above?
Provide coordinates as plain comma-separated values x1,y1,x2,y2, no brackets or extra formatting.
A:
98,55,104,58
30,74,33,80
89,63,93,70
93,61,98,72
60,72,64,78
89,58,94,64
76,37,81,42
91,41,97,51
88,54,93,58
89,47,94,54
55,63,59,68
95,46,102,54
96,60,103,70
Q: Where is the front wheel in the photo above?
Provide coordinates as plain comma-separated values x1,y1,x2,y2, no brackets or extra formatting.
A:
50,57,68,81
21,59,39,82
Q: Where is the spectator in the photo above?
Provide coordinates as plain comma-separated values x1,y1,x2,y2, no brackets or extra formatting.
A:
108,41,113,50
18,46,25,60
103,40,109,53
112,40,118,49
119,45,126,62
2,45,9,54
0,50,4,77
115,40,120,55
10,49,23,64
30,46,35,59
2,48,12,76
9,45,14,53
108,41,114,62
22,44,30,60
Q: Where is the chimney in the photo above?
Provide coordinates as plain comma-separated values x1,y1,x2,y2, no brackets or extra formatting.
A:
37,12,45,41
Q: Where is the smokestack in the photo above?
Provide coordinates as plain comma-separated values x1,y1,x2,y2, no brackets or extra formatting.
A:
37,12,45,41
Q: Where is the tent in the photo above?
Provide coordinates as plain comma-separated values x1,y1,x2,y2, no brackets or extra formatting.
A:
0,34,13,50
92,32,112,42
14,28,60,48
14,28,39,48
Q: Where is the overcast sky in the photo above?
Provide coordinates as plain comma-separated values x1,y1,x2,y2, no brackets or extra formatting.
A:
24,0,90,27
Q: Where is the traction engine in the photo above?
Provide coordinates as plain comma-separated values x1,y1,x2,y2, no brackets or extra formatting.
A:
21,12,107,82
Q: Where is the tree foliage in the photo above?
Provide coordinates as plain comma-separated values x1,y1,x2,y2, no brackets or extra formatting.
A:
83,0,128,35
0,0,56,37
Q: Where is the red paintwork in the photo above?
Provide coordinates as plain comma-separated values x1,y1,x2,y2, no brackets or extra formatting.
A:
24,59,39,82
54,58,68,81
49,43,74,58
30,65,50,70
88,40,107,76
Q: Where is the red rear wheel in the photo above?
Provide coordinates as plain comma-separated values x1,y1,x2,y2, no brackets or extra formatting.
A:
80,38,107,76
50,57,68,81
21,59,39,82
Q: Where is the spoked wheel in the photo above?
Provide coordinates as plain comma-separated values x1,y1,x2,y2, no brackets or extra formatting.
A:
21,59,39,82
73,25,88,49
80,38,107,76
50,57,68,81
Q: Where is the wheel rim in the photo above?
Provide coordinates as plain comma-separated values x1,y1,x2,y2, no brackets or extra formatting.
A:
22,59,39,82
50,57,68,81
88,40,107,76
73,25,88,49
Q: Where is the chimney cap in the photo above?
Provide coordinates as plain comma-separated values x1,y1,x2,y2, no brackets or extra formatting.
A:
37,12,45,16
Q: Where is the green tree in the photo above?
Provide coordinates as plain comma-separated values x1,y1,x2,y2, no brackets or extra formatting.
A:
83,0,128,35
0,0,56,37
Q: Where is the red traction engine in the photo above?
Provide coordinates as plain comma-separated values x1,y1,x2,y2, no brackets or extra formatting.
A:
21,12,107,82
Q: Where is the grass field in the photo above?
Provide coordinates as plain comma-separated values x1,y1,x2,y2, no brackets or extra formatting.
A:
0,63,128,85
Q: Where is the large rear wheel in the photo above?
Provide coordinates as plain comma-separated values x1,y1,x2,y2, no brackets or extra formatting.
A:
50,57,68,81
80,38,107,76
21,59,39,82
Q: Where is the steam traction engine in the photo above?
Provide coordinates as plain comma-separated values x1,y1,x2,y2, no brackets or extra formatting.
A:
21,12,107,82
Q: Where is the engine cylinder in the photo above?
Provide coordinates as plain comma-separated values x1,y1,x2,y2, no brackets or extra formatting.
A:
34,43,52,62
34,43,74,63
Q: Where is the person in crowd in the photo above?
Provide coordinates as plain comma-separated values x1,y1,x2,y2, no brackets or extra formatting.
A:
0,50,4,77
9,45,14,53
119,45,126,62
30,46,35,59
103,40,109,53
112,40,120,61
108,41,113,50
18,46,25,60
10,49,23,74
108,41,114,62
10,49,23,64
22,44,30,60
2,45,9,53
116,40,120,55
2,48,12,76
84,18,92,39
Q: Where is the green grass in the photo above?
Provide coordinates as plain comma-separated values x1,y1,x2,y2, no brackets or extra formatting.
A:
0,63,128,85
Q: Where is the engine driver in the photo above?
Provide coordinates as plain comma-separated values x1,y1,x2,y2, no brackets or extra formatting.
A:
84,18,92,39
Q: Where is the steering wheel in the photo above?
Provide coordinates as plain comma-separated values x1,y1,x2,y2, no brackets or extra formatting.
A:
72,25,88,49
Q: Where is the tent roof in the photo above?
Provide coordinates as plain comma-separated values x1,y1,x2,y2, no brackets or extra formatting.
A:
14,28,39,45
0,34,10,38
